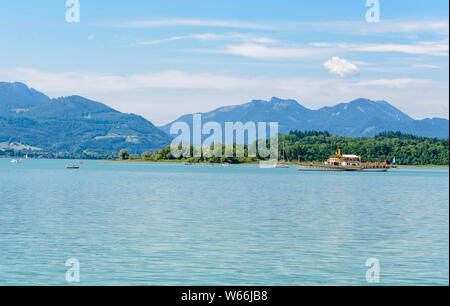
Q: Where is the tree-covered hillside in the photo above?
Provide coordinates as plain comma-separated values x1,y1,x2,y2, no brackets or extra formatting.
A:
0,84,172,153
280,131,449,165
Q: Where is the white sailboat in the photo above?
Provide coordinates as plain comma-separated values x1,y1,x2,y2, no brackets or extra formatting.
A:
391,157,398,168
274,143,290,168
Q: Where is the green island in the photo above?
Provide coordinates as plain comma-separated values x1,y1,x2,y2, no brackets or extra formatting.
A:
112,131,449,167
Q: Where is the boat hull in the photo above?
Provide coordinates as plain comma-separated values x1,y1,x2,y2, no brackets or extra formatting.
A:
297,151,390,172
298,165,347,172
359,168,388,172
298,164,389,172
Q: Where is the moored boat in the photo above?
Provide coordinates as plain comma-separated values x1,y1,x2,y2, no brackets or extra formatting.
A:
66,165,80,169
274,163,290,168
274,143,290,168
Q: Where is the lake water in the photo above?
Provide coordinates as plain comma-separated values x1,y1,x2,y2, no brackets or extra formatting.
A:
0,158,448,285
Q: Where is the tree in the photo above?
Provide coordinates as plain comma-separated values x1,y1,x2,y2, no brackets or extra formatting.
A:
119,149,129,160
142,151,152,159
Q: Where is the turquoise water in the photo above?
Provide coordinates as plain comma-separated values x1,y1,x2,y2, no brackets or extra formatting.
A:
0,158,448,285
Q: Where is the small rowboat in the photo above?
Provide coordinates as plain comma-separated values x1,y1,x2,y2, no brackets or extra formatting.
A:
66,165,80,169
274,162,289,168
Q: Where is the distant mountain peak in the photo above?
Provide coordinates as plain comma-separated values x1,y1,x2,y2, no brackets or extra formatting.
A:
270,96,287,103
0,81,51,113
0,81,35,93
350,98,375,103
269,96,302,106
11,82,28,89
0,81,26,88
349,98,390,106
0,82,44,97
319,98,413,121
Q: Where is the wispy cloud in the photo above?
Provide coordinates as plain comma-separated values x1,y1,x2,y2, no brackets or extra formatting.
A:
132,34,219,46
3,68,446,122
247,37,280,44
115,18,449,35
119,18,271,30
3,68,438,93
340,41,449,56
355,78,435,89
383,20,449,35
212,43,325,59
4,68,256,91
284,20,450,35
412,64,441,69
131,33,280,46
210,40,449,60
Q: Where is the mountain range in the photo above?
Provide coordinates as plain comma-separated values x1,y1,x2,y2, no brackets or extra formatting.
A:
0,82,448,154
161,97,449,139
0,82,171,153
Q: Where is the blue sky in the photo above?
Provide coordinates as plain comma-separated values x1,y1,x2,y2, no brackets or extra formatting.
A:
0,0,448,124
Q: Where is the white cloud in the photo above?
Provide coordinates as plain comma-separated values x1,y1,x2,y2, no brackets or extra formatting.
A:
2,68,446,123
120,19,271,30
204,40,448,60
284,20,450,35
412,64,441,69
215,43,324,59
3,68,256,92
323,56,359,77
132,34,219,46
88,34,96,41
248,37,280,44
115,19,449,35
3,68,439,93
132,33,280,46
343,41,449,56
307,41,449,56
355,78,435,89
373,20,449,35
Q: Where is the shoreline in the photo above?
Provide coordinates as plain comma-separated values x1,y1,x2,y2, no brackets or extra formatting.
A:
2,157,447,168
103,159,449,168
397,165,449,168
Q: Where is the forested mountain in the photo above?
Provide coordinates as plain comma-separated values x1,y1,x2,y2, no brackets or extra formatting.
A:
0,82,171,153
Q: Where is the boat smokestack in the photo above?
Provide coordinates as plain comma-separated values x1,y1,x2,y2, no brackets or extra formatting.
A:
338,148,342,156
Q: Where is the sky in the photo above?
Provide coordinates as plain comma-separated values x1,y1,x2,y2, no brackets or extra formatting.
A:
0,0,448,125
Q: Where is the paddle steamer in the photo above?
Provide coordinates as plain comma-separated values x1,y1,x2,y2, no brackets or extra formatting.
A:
298,148,390,172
